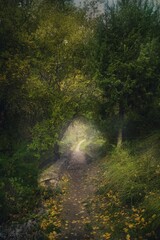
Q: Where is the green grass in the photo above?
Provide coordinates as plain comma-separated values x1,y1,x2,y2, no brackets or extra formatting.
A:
92,132,160,239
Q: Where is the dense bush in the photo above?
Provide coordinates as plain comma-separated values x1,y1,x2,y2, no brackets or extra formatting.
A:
0,145,39,222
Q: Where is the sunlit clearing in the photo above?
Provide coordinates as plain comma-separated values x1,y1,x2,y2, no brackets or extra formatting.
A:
60,118,106,161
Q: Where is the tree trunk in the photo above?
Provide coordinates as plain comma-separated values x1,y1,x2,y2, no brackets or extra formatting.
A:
117,103,124,148
117,124,123,148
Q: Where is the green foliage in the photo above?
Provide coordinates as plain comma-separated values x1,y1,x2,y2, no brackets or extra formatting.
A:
0,0,99,223
102,133,160,204
0,144,39,222
97,133,160,238
91,0,160,144
143,192,160,230
102,149,137,202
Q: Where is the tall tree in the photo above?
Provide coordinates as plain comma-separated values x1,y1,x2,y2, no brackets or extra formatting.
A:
93,0,160,146
0,0,101,221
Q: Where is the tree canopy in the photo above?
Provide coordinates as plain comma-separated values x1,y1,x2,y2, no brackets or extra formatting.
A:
91,0,160,145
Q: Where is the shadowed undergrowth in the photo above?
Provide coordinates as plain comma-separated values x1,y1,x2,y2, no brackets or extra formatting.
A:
2,133,160,240
86,132,160,239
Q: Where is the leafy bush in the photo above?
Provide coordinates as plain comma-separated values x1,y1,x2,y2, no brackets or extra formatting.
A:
0,145,39,222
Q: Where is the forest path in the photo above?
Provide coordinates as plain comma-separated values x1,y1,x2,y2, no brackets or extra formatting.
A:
59,145,98,240
75,139,86,152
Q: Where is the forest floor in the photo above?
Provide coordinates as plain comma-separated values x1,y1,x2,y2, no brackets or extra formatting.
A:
0,146,100,240
59,148,99,240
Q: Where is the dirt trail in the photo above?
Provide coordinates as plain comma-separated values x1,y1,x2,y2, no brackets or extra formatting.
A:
75,139,86,152
60,147,97,240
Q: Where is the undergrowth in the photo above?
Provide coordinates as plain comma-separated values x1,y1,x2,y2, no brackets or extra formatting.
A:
88,133,160,239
